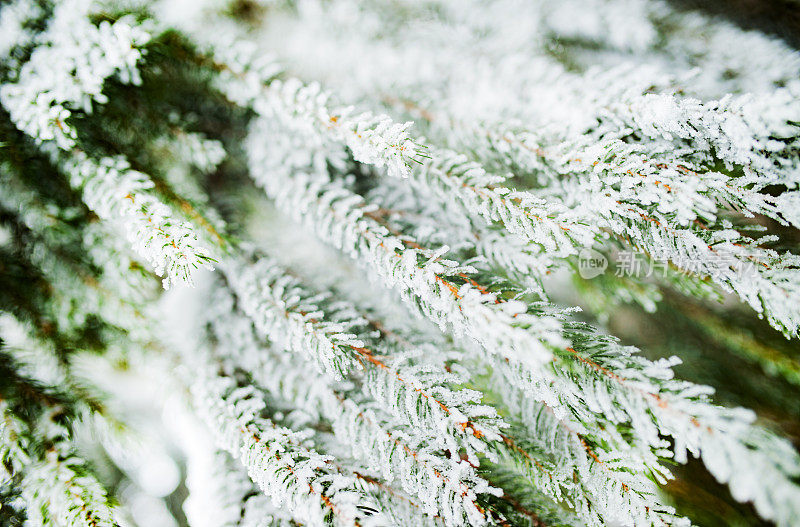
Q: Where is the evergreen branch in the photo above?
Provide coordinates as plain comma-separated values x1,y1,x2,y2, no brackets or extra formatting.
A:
241,105,800,523
379,92,800,337
183,447,300,527
0,192,153,340
0,355,119,527
363,177,552,297
222,256,367,380
211,46,424,179
0,0,150,150
188,363,383,527
308,261,684,526
20,448,120,527
3,2,800,526
487,358,683,527
206,285,502,526
386,147,598,259
60,151,216,289
0,1,216,289
244,131,565,367
222,258,505,459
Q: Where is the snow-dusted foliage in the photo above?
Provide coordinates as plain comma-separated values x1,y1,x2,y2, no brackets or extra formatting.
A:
0,369,120,527
0,0,215,288
0,0,150,149
63,153,216,288
187,362,382,527
20,450,120,527
2,0,800,526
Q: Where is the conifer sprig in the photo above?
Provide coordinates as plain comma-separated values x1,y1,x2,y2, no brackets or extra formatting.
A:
2,0,800,525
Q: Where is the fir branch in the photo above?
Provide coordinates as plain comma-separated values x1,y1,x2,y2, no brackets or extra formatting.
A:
20,448,120,527
0,1,217,289
211,48,425,179
206,283,502,526
61,152,216,289
183,447,300,527
222,258,505,458
222,255,367,380
3,2,800,526
0,0,150,150
244,130,566,367
187,351,384,527
0,353,119,527
244,119,800,526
